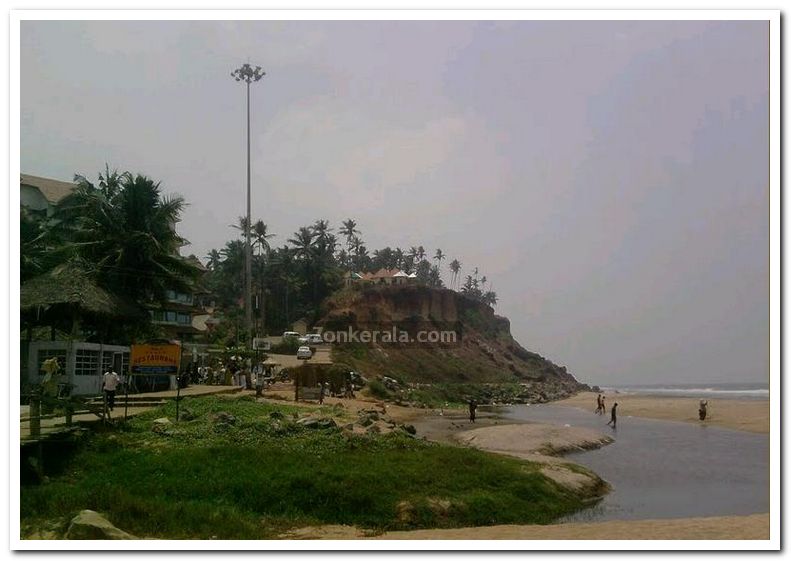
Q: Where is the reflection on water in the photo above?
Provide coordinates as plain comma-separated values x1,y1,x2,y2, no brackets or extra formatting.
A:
492,404,769,522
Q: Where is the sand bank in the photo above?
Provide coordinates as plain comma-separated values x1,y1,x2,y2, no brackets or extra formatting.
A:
559,392,769,434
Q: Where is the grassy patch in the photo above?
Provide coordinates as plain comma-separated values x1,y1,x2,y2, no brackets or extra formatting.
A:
21,396,593,539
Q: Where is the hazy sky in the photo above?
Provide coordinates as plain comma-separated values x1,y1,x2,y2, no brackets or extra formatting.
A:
20,20,769,385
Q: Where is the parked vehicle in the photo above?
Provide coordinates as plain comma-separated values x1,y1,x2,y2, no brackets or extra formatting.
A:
296,346,313,360
282,331,301,339
305,334,324,345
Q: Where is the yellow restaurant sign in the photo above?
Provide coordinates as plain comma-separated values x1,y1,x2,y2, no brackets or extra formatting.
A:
130,344,182,374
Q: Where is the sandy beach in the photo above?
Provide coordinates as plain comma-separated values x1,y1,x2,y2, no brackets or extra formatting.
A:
283,513,769,540
558,392,769,434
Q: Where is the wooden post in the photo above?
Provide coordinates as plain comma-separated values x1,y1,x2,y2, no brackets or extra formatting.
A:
124,373,130,423
175,373,181,422
29,396,41,439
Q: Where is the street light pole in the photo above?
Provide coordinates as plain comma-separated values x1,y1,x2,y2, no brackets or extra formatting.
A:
231,63,265,346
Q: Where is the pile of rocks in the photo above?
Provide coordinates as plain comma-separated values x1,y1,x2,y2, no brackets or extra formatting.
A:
342,408,416,437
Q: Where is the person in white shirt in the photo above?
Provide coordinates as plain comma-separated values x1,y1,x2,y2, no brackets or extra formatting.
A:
102,369,121,411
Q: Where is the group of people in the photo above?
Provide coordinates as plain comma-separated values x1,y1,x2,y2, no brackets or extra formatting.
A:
595,393,618,428
595,394,711,428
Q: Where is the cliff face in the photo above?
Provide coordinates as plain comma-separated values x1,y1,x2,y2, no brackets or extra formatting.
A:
318,285,587,402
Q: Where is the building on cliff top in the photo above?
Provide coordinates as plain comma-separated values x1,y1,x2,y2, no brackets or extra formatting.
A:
353,268,417,286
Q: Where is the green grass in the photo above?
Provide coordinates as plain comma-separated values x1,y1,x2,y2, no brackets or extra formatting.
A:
21,395,593,539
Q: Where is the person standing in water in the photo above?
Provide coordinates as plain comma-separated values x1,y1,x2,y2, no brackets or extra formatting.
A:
606,402,618,428
468,399,477,423
699,400,708,421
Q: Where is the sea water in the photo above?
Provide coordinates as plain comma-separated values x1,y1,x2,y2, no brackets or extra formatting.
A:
599,382,769,400
499,403,769,522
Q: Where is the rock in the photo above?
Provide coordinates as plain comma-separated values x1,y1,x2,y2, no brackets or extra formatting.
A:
212,412,237,425
359,409,380,421
64,510,137,540
151,418,172,433
395,501,415,525
426,498,453,516
366,424,381,434
297,416,337,430
179,408,197,421
400,424,417,435
297,417,320,429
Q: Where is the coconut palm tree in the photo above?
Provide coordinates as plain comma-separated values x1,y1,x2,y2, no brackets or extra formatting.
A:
434,249,445,268
449,259,461,290
339,219,360,272
231,216,251,238
54,171,198,304
288,227,316,261
339,219,360,247
206,249,222,271
251,220,275,256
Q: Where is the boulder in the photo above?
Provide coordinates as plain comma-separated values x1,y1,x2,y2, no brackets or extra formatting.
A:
64,510,137,540
151,418,172,433
212,412,237,425
400,424,417,435
179,408,197,421
297,416,337,430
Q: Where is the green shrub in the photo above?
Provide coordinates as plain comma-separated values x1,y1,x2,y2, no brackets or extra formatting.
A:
366,378,392,400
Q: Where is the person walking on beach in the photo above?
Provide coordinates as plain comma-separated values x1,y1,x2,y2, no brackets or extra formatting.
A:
102,368,121,412
606,402,618,428
595,394,603,414
699,400,708,421
468,399,477,423
600,396,606,416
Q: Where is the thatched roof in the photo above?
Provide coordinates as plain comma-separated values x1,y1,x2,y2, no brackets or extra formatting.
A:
21,262,143,319
20,173,77,203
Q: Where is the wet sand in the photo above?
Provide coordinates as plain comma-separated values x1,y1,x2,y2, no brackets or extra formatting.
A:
559,392,769,434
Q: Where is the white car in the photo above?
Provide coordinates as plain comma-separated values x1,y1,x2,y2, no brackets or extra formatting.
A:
282,331,301,339
297,346,313,360
305,334,324,345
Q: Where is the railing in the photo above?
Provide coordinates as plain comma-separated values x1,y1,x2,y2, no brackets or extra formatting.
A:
21,389,115,442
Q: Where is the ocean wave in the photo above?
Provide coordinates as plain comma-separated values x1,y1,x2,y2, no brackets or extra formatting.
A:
601,386,769,398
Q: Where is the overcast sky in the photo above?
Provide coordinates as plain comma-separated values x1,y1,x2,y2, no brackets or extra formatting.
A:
20,20,769,386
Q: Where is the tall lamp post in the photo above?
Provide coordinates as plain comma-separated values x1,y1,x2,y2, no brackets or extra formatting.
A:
231,63,265,345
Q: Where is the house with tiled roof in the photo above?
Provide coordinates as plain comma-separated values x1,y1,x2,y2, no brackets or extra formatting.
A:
358,268,416,286
20,173,77,216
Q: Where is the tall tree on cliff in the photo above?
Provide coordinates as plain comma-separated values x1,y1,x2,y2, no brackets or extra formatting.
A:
449,259,461,290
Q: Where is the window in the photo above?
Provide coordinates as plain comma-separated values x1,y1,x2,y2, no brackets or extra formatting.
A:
166,290,192,304
177,313,191,325
75,349,100,376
